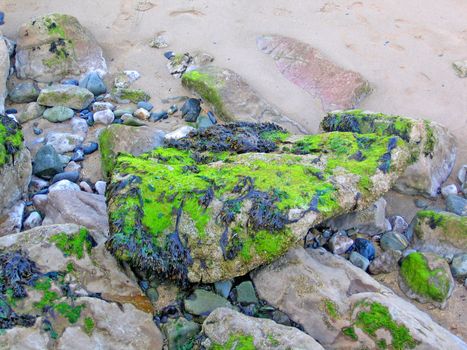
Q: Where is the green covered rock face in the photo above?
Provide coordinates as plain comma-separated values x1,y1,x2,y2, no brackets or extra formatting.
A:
0,115,24,167
106,123,410,284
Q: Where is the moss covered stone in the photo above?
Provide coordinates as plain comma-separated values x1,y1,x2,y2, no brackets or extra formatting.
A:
0,115,23,167
399,252,453,305
211,334,256,350
112,88,150,103
50,228,94,259
106,122,410,284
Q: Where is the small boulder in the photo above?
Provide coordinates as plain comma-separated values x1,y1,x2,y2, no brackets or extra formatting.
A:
368,249,402,275
164,125,195,141
353,238,375,260
49,179,81,192
328,233,353,255
17,102,45,124
79,71,106,96
446,194,467,216
8,81,40,103
43,106,74,122
38,84,94,110
23,211,42,230
380,231,409,252
93,109,114,125
184,289,232,316
32,145,63,179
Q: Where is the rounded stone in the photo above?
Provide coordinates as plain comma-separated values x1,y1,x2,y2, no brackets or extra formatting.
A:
380,231,409,252
43,106,74,123
451,253,467,280
349,251,370,271
353,238,375,261
93,109,115,125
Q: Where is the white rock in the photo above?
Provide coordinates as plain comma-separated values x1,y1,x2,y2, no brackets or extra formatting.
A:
23,211,42,230
95,181,107,195
46,132,84,154
93,109,115,125
164,126,195,141
441,184,458,198
71,117,89,136
133,108,150,120
49,180,81,192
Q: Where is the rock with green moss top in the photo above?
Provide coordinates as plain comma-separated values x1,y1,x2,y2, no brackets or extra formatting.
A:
321,110,456,197
399,251,454,307
252,247,466,349
38,84,94,110
204,307,324,350
412,210,467,256
181,65,307,134
112,88,150,103
106,122,411,284
0,115,31,216
15,13,107,83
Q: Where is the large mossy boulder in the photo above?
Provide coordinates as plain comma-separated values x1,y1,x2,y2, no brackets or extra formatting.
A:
181,66,307,134
15,14,107,83
37,84,94,110
0,115,31,216
321,110,456,197
412,210,467,256
105,122,410,284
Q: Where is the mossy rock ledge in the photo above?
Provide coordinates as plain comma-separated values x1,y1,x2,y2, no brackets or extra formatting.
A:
105,122,410,284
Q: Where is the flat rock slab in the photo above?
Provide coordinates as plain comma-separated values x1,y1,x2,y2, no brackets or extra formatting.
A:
106,123,410,284
15,13,107,83
257,35,371,111
182,65,308,134
252,247,467,349
203,308,324,349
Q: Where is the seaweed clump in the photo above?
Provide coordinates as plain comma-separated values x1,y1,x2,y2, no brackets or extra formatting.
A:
165,122,288,154
0,115,23,167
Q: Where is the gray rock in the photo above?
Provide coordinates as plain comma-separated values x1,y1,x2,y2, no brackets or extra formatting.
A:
196,115,214,129
36,190,109,233
22,211,42,230
122,114,146,126
451,253,467,280
49,179,81,192
0,202,25,236
399,251,454,308
389,215,408,234
64,160,81,173
95,180,106,195
235,281,258,304
203,308,324,350
328,233,353,255
71,117,88,136
368,249,402,275
441,184,458,198
453,60,467,78
446,194,467,216
17,102,45,124
162,318,200,350
79,71,107,96
32,145,63,179
45,132,84,153
133,108,150,120
38,84,94,110
0,32,9,114
164,126,195,141
137,101,153,111
92,101,115,112
15,14,107,83
182,65,307,133
43,106,74,122
252,247,466,349
93,109,115,125
349,251,370,270
327,197,387,235
8,81,40,103
380,231,409,251
184,289,232,316
51,170,80,184
215,280,232,298
29,176,49,193
114,108,135,117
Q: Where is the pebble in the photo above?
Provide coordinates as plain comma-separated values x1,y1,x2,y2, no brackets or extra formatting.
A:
196,115,214,129
150,35,169,48
445,194,467,216
164,51,175,59
149,111,168,122
95,181,106,195
92,101,115,112
79,71,107,96
184,289,232,316
93,109,115,125
86,115,95,126
51,171,80,184
71,148,85,162
327,232,353,255
33,127,43,135
61,79,79,86
441,184,458,198
49,180,81,192
214,280,232,298
167,105,178,115
18,102,45,124
71,117,89,135
23,211,43,230
134,108,150,120
146,287,159,304
415,199,430,208
235,281,258,304
43,106,74,123
46,132,84,154
5,108,17,114
349,251,370,271
451,253,467,280
353,238,375,261
82,142,99,155
29,176,49,193
137,101,154,111
368,249,402,275
380,231,409,251
64,161,81,172
79,181,93,193
389,216,409,234
122,114,146,126
114,108,136,117
181,98,201,122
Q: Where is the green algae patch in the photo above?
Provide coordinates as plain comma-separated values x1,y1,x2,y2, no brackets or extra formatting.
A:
98,126,117,179
211,334,256,350
399,252,451,303
415,210,467,243
353,302,417,350
106,123,410,284
50,228,93,259
113,88,150,103
342,326,358,340
182,70,231,121
83,316,95,336
323,298,340,320
0,115,24,167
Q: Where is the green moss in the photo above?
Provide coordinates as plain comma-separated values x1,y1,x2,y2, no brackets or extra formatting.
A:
415,210,467,241
377,339,388,350
55,302,84,324
259,130,290,143
211,334,256,350
98,126,117,178
266,334,280,347
423,121,435,156
33,278,60,310
66,262,75,273
83,316,95,336
42,14,67,38
400,252,451,302
50,228,92,259
182,70,230,121
354,302,417,350
342,326,358,341
240,229,294,262
324,299,340,319
113,88,150,103
0,118,24,167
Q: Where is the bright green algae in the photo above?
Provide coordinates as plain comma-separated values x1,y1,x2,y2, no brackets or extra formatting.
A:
211,334,256,350
0,116,24,167
106,124,408,285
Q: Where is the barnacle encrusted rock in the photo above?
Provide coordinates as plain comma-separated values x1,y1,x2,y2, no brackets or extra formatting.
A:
105,122,410,285
321,110,456,197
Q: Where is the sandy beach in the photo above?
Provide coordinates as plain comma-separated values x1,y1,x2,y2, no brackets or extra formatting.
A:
3,0,466,173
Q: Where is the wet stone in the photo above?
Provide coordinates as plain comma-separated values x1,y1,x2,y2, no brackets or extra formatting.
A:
184,289,232,316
